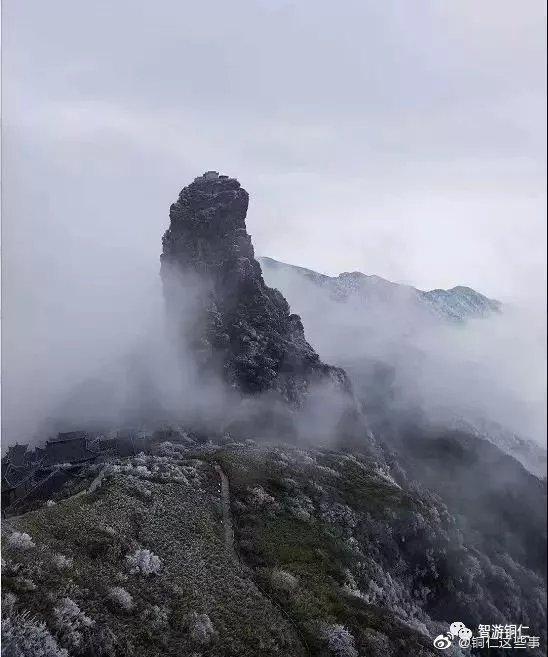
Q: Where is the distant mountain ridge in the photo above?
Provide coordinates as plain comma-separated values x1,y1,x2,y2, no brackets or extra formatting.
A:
259,257,501,323
259,256,546,479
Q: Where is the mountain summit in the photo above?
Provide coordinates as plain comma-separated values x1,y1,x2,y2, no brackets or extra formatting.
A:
160,172,349,405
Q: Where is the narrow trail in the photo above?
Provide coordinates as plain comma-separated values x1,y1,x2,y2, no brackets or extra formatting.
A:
213,462,311,656
214,463,236,557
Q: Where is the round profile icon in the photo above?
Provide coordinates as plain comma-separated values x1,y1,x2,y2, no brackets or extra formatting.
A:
449,621,466,637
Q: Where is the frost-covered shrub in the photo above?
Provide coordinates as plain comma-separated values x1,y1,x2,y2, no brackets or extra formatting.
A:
188,612,217,645
126,548,162,576
53,597,94,649
2,560,21,577
84,626,121,657
322,624,358,657
7,532,35,550
315,464,341,478
2,612,68,657
46,500,57,507
342,569,363,599
133,452,148,465
133,465,152,478
2,592,17,613
320,502,357,529
13,577,37,592
290,505,311,522
126,476,152,499
157,441,189,457
247,486,275,508
354,559,425,623
344,537,363,556
271,569,298,592
108,587,134,611
141,604,170,630
52,554,73,570
287,494,315,522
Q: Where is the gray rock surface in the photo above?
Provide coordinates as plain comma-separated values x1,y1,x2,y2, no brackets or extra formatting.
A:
161,172,349,405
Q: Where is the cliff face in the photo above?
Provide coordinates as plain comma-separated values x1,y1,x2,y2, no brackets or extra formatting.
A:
161,172,349,404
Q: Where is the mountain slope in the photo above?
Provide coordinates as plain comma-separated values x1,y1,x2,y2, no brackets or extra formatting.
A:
3,435,545,657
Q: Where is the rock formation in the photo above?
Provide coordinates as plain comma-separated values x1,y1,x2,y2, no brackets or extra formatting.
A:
160,171,349,405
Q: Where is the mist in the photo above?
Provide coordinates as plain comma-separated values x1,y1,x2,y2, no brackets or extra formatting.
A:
2,193,545,455
260,262,547,449
1,245,364,451
2,0,545,453
1,257,234,445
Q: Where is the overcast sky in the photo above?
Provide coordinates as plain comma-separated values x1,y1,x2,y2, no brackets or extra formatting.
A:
1,1,546,441
3,0,546,295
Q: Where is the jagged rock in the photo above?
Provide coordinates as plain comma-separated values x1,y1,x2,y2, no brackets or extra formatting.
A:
161,172,350,405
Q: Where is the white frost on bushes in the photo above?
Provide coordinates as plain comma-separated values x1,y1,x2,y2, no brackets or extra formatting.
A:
133,451,148,465
322,623,359,657
320,502,357,529
46,500,57,507
287,494,315,522
126,475,152,498
248,486,275,508
13,577,37,592
126,548,162,575
141,604,170,629
7,532,35,550
52,554,73,570
188,612,217,645
354,559,426,626
53,597,94,649
295,450,316,466
134,465,152,477
271,568,298,592
344,537,363,556
2,612,68,657
342,569,364,600
125,452,202,485
108,586,134,611
3,592,18,613
315,464,341,478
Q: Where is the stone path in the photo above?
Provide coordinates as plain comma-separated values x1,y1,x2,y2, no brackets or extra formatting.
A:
214,463,235,557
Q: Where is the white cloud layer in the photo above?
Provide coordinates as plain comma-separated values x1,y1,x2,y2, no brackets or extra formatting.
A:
1,0,546,442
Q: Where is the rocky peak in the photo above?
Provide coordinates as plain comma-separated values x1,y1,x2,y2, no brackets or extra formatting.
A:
160,173,349,404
